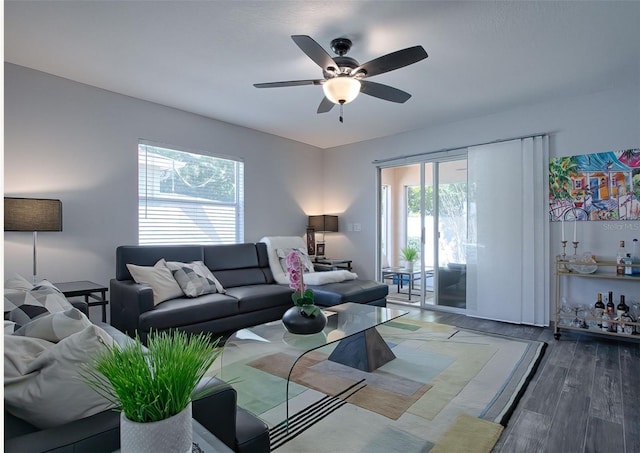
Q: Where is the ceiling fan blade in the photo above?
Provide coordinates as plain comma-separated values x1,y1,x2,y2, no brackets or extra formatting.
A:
291,35,338,72
360,80,412,103
317,97,335,113
353,46,428,78
254,79,323,88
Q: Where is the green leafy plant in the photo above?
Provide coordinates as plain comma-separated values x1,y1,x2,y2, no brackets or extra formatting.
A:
549,156,579,200
83,330,221,423
401,246,419,263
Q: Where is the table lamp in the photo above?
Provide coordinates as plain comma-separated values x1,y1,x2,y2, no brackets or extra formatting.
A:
308,215,338,258
5,197,63,284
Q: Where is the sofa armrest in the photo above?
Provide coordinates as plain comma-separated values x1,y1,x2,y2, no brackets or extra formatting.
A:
109,279,154,338
192,376,238,450
193,377,269,453
4,409,120,453
235,407,270,453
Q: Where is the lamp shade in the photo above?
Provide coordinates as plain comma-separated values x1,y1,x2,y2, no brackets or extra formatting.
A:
322,77,361,105
308,215,338,233
4,197,63,232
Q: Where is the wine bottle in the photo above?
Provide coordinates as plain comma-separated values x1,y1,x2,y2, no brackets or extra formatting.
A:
607,291,615,315
594,293,604,328
616,241,626,275
616,294,628,318
617,295,628,334
605,291,615,332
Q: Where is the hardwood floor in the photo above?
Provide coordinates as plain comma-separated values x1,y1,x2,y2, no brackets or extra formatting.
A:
389,302,640,453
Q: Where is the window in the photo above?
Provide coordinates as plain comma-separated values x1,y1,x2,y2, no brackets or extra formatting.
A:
380,185,390,263
138,142,244,245
405,185,421,251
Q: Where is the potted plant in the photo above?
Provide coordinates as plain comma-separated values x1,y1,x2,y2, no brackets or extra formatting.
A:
83,330,221,453
401,246,419,270
281,250,327,334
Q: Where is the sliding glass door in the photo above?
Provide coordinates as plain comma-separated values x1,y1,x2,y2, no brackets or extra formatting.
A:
378,152,467,310
435,159,468,309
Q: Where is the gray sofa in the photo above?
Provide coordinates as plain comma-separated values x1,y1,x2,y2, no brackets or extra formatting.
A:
110,242,388,342
4,301,270,453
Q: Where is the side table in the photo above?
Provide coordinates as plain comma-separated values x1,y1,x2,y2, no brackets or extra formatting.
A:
313,258,353,272
54,280,109,322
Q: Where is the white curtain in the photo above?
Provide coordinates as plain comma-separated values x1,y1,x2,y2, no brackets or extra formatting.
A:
466,136,549,325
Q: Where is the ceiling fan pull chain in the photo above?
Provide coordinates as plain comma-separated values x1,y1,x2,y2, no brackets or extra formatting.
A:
339,103,344,123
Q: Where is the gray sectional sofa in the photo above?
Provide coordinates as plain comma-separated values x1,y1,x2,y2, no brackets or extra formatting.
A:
110,242,388,342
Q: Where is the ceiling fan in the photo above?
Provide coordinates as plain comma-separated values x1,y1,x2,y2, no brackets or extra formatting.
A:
254,35,428,122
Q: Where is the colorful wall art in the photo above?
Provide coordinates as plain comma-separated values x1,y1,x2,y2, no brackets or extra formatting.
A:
549,149,640,221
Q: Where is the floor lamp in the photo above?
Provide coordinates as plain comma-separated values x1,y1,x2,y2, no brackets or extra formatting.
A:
4,197,63,284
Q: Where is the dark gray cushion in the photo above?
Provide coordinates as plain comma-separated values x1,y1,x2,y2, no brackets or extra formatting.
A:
223,284,293,314
204,244,271,288
139,293,239,331
309,279,389,307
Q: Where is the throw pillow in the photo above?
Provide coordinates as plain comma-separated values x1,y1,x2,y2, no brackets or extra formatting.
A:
13,308,93,342
276,248,315,274
4,275,64,293
126,259,184,305
4,285,74,328
33,279,64,293
4,324,115,429
4,273,34,291
5,320,19,334
192,261,226,293
165,260,225,297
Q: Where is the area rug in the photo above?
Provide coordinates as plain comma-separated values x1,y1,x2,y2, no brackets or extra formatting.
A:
214,318,546,453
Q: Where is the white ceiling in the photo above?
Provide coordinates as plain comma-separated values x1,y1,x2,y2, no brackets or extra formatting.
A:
5,1,640,149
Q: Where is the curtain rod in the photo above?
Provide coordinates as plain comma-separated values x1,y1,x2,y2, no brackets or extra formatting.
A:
372,132,548,165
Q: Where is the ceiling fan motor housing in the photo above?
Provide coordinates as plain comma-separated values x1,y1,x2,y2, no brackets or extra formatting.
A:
330,38,352,56
323,56,361,78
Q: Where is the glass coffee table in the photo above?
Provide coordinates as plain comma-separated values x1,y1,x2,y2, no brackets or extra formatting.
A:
220,303,407,429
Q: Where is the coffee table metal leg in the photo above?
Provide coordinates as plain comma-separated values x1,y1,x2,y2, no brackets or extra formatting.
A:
328,328,396,372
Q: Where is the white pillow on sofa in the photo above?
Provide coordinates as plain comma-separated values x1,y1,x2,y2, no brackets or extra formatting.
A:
4,324,115,429
261,236,359,286
275,247,315,274
126,259,184,305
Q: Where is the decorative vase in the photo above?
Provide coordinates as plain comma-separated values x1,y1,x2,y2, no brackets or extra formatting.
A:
282,306,327,335
120,401,192,453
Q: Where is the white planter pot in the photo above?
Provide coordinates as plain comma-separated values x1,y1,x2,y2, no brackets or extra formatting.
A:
120,401,192,453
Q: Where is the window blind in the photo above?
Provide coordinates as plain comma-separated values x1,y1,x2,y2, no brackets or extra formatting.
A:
138,143,244,245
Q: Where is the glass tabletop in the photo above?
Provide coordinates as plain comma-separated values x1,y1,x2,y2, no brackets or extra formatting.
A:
382,266,434,275
226,302,406,352
220,303,407,427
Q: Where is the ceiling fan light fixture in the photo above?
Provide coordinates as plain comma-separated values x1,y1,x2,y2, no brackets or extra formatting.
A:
322,77,361,105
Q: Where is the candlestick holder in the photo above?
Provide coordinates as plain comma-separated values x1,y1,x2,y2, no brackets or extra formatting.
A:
558,240,569,272
572,241,579,255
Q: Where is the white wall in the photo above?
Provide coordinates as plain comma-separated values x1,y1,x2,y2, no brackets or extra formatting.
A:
324,82,640,319
4,63,323,321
